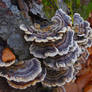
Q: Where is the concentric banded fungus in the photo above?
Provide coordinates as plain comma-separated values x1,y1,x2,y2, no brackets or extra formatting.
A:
44,43,81,69
0,38,15,67
42,66,74,87
7,67,46,89
20,9,72,43
2,0,20,15
51,8,72,30
18,8,92,89
29,28,74,58
0,58,42,83
20,23,64,43
73,13,92,48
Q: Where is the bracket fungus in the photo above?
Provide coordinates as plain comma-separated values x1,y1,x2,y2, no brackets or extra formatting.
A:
42,66,74,87
73,13,92,48
7,66,46,89
29,28,74,59
0,58,46,89
19,8,92,90
20,9,72,43
0,58,42,82
44,43,81,69
0,7,92,90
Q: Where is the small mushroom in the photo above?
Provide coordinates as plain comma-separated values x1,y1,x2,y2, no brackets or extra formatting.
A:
0,58,42,82
42,66,74,87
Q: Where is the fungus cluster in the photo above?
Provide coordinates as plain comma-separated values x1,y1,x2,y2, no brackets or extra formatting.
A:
0,8,92,90
0,58,46,89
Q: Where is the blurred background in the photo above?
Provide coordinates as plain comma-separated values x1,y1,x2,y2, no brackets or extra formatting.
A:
42,0,92,20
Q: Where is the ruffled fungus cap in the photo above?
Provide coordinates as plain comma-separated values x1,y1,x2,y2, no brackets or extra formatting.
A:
0,58,42,82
